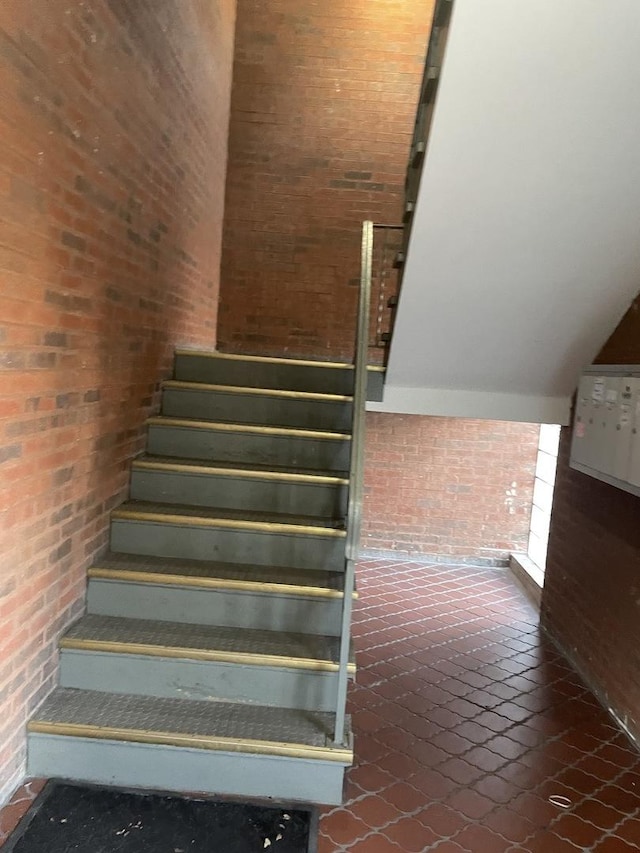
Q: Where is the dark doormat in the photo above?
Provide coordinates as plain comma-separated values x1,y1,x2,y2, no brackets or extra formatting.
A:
4,781,316,853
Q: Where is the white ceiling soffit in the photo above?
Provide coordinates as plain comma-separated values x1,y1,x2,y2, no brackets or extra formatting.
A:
378,0,640,426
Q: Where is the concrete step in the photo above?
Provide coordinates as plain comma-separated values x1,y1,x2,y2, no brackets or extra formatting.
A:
59,614,355,711
174,349,355,395
173,349,385,401
28,688,352,804
110,501,347,571
87,553,351,636
130,455,349,518
146,417,351,471
161,381,353,431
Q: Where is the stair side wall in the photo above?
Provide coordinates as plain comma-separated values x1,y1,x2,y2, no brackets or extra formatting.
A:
0,0,237,805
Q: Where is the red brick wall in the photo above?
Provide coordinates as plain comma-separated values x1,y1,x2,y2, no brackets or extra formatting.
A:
0,0,236,803
218,0,434,359
542,293,640,743
363,414,540,563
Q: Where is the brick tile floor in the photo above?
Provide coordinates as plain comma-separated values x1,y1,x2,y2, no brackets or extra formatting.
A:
319,560,640,852
0,779,46,847
2,560,640,852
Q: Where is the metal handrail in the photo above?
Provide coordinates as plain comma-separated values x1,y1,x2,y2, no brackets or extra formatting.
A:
332,221,373,745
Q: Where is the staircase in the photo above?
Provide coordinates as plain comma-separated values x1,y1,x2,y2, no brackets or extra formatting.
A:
26,349,370,805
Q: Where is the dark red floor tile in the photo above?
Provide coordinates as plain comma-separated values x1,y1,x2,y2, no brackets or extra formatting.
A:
510,791,568,828
447,697,485,719
407,768,458,800
428,706,466,729
431,731,474,757
347,762,395,795
407,740,450,767
614,818,640,847
483,807,538,843
352,709,386,733
505,723,547,748
553,813,612,849
472,774,520,805
452,720,493,745
542,738,587,765
445,788,496,820
592,837,639,853
464,746,507,773
350,795,403,831
322,809,370,847
554,767,603,798
372,724,419,754
485,734,530,761
464,689,505,709
526,830,588,852
416,802,469,837
0,779,47,844
452,824,513,853
382,817,437,852
438,757,485,785
355,737,391,764
611,769,640,791
571,799,627,831
348,832,404,852
376,751,422,780
597,744,640,769
490,701,532,723
380,782,427,814
473,710,512,733
457,670,493,690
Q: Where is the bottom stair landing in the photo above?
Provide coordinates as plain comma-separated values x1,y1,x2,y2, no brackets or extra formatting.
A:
29,689,351,804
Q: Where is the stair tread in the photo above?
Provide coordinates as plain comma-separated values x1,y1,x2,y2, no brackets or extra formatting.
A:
135,454,349,481
164,379,353,402
148,415,351,439
175,348,382,371
175,348,385,372
114,500,346,531
63,614,353,666
30,687,352,752
90,552,346,593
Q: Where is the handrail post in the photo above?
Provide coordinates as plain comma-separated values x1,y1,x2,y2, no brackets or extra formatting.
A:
332,221,373,746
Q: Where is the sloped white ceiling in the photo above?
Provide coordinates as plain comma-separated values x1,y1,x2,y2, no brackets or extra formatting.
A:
373,0,640,425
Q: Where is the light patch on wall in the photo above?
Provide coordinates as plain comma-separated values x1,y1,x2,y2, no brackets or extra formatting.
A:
504,481,518,515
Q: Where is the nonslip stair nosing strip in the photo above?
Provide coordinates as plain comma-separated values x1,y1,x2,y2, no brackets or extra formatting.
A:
164,380,353,403
174,349,385,373
59,637,356,675
175,349,355,371
146,417,351,441
87,568,356,599
27,721,353,763
132,459,350,486
111,510,347,538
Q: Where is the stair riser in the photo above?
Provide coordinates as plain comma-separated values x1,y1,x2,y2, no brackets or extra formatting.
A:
175,353,354,396
87,580,343,636
147,425,351,471
111,520,346,572
162,388,352,431
60,651,341,711
367,369,385,402
130,469,348,518
28,735,347,804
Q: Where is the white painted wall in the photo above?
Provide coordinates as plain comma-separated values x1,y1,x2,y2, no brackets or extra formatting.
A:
381,0,640,424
